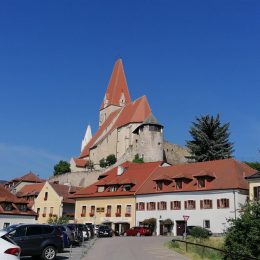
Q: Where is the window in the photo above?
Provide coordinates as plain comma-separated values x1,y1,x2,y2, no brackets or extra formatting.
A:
122,184,132,191
109,185,119,192
90,206,95,215
50,207,54,215
170,201,181,210
184,200,196,210
149,125,161,132
136,202,145,211
97,186,105,192
44,192,48,201
204,220,210,229
27,226,42,236
156,181,163,191
3,223,10,229
17,204,27,212
106,205,111,217
157,201,167,210
253,186,260,200
4,203,12,211
125,205,131,217
36,208,40,220
43,207,47,217
176,180,182,190
9,226,26,237
81,206,86,217
200,200,213,209
147,202,156,211
116,205,121,217
217,198,229,208
42,226,54,234
198,178,206,188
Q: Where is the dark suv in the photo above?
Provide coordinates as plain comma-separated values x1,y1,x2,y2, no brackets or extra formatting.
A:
7,224,63,260
97,225,113,237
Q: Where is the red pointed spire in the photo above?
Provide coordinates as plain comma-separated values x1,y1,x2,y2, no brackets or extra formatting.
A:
100,59,131,110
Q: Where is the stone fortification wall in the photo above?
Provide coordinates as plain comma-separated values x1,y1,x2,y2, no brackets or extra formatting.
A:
48,170,102,187
163,141,190,165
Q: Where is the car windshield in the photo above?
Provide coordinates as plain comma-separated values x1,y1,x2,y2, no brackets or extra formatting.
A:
99,226,110,230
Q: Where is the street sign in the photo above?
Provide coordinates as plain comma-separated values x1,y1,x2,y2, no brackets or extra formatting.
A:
183,215,189,221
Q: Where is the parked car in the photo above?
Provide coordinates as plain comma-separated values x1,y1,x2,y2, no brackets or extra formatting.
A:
0,230,21,259
52,225,71,248
85,224,95,238
94,225,99,235
65,224,83,244
97,225,113,237
7,224,63,260
123,226,152,237
186,226,213,236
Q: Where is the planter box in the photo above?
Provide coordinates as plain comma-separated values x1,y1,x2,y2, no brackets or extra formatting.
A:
125,213,131,217
42,213,46,217
81,213,86,217
115,213,121,217
105,213,111,217
89,213,94,217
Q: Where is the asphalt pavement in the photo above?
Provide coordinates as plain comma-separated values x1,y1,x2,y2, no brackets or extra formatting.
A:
82,236,189,260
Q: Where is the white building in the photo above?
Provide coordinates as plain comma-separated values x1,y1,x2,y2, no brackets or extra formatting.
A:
135,159,256,235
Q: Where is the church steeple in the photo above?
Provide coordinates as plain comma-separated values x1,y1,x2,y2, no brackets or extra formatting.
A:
100,59,131,110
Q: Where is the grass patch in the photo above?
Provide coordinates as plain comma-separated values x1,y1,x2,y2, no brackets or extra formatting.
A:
165,236,225,260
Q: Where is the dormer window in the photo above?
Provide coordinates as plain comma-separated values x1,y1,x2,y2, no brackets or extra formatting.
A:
122,184,132,191
97,186,105,192
4,203,12,211
198,178,206,188
18,204,27,212
108,185,119,192
176,180,182,190
156,181,163,191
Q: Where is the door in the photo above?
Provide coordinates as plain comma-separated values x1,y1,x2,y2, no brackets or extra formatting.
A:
159,221,164,235
176,221,186,236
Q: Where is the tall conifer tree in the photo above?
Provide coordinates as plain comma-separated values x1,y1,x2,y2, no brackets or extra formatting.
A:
186,114,233,162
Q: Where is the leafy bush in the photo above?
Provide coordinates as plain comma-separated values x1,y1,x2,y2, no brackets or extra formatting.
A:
132,154,144,163
190,226,210,239
53,160,71,176
106,154,117,166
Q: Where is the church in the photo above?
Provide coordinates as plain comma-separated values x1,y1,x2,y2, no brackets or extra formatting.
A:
70,59,188,172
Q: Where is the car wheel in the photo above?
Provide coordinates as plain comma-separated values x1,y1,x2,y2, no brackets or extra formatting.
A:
41,246,56,260
123,232,127,237
137,232,141,237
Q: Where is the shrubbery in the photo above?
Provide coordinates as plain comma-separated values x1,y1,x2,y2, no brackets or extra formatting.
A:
189,226,210,239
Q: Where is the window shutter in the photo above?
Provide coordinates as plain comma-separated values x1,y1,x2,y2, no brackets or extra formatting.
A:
210,200,212,208
200,200,203,209
194,200,196,209
136,203,138,210
184,201,187,209
146,202,149,210
227,199,229,208
157,202,159,210
217,199,220,208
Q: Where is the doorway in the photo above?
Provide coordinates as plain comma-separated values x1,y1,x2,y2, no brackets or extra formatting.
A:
176,221,185,236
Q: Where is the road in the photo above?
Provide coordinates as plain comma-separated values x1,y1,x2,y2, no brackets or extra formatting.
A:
82,236,189,260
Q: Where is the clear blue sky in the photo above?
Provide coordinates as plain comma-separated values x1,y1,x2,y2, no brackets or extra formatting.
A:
0,1,259,180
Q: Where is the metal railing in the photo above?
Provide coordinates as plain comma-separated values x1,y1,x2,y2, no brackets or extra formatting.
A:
171,239,259,260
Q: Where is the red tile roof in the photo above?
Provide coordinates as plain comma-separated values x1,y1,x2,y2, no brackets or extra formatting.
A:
7,172,44,184
49,182,82,204
73,158,89,168
0,185,37,216
16,183,44,197
72,161,162,198
137,158,257,195
100,59,131,110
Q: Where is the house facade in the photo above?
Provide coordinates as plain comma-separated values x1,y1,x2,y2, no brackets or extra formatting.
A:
0,185,36,229
73,162,162,234
246,172,260,200
33,182,80,224
135,159,256,235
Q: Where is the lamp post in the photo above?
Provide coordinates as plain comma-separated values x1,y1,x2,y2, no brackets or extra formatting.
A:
183,215,189,240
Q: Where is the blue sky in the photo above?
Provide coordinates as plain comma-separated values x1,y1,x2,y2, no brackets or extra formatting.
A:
0,1,259,180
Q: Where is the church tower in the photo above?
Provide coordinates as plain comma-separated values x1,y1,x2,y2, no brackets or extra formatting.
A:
99,59,131,126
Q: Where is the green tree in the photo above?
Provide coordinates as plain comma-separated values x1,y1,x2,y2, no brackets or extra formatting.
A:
47,215,70,224
53,160,71,176
224,201,260,258
106,154,117,166
244,161,260,171
99,158,107,168
186,114,234,162
132,154,144,163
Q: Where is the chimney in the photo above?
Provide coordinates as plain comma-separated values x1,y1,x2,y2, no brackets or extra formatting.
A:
117,166,125,176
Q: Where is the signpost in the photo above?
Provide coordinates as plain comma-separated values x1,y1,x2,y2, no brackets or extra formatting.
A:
183,215,189,239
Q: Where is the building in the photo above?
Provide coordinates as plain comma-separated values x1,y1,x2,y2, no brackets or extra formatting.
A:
72,161,163,235
246,172,260,200
0,184,36,229
33,182,81,224
16,183,45,208
70,59,189,172
4,171,44,194
135,159,256,235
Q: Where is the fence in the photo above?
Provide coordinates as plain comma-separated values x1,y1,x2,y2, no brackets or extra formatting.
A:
171,239,259,260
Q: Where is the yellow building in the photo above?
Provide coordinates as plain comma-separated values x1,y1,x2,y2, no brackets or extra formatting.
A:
33,182,80,224
246,172,260,200
73,161,161,234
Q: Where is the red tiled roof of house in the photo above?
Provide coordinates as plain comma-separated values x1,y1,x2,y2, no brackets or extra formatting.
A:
73,158,89,168
79,96,152,159
0,185,37,216
100,59,131,110
9,172,44,184
137,158,257,195
72,161,162,198
49,182,82,204
16,183,44,197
